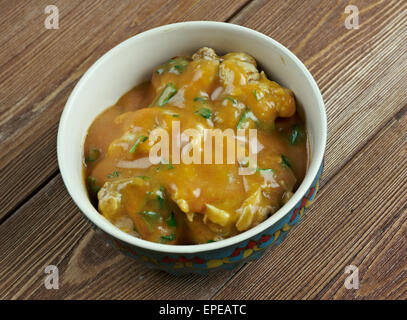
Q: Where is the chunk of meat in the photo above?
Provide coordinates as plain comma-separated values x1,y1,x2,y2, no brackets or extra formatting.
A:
235,188,273,231
98,177,179,244
192,47,219,61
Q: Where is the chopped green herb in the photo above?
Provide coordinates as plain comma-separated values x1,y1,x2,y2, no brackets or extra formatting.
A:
207,240,215,243
237,108,259,129
195,108,212,119
237,109,250,129
224,96,237,105
162,110,179,117
289,124,302,145
166,212,177,227
281,155,292,168
142,216,153,232
156,58,189,76
129,135,148,154
136,175,150,180
169,64,183,74
156,188,165,209
87,176,100,193
253,89,260,101
156,67,165,75
161,234,176,242
194,96,208,103
237,110,248,129
140,211,160,220
161,159,174,170
168,58,189,74
257,168,274,173
107,171,119,178
85,148,100,163
154,83,177,107
156,165,171,171
133,226,139,233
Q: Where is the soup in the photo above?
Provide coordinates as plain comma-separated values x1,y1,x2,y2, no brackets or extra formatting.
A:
84,47,309,245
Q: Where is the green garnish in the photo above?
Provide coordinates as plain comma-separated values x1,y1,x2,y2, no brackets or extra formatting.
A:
281,155,292,168
161,234,176,242
129,135,148,154
156,67,165,75
169,64,183,74
133,226,139,233
194,96,208,103
207,240,215,243
237,109,250,129
140,211,160,220
237,108,259,129
87,176,96,184
154,83,177,107
253,89,260,101
257,168,274,173
289,124,302,145
155,58,189,76
237,109,249,129
107,171,119,178
168,58,189,75
162,110,179,117
195,108,212,119
156,187,165,209
85,148,100,163
166,212,177,227
156,160,174,171
87,176,100,193
136,175,150,180
142,216,153,232
224,96,237,105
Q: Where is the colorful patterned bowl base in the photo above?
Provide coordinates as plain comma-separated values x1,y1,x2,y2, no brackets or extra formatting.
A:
91,164,323,275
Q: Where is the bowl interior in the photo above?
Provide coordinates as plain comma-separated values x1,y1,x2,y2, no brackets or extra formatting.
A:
58,22,326,254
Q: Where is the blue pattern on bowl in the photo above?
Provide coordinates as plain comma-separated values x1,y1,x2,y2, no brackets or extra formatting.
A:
89,164,323,275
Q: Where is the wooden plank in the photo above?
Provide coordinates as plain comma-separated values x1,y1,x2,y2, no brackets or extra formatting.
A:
1,110,404,300
214,108,407,299
0,175,239,299
229,0,407,186
0,0,250,220
208,0,407,299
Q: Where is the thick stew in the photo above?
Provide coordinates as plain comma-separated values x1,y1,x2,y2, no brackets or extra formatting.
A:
84,47,308,245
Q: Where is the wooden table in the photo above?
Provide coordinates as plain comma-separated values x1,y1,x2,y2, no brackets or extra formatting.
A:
0,0,406,300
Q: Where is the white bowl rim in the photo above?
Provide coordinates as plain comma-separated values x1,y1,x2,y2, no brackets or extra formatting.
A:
58,21,327,254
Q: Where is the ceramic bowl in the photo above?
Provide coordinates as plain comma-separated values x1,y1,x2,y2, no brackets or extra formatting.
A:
57,21,327,275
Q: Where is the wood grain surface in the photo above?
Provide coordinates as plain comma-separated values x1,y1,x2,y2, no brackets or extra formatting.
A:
0,0,406,300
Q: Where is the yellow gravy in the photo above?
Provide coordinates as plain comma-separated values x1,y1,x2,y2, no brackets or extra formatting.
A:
84,47,309,245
